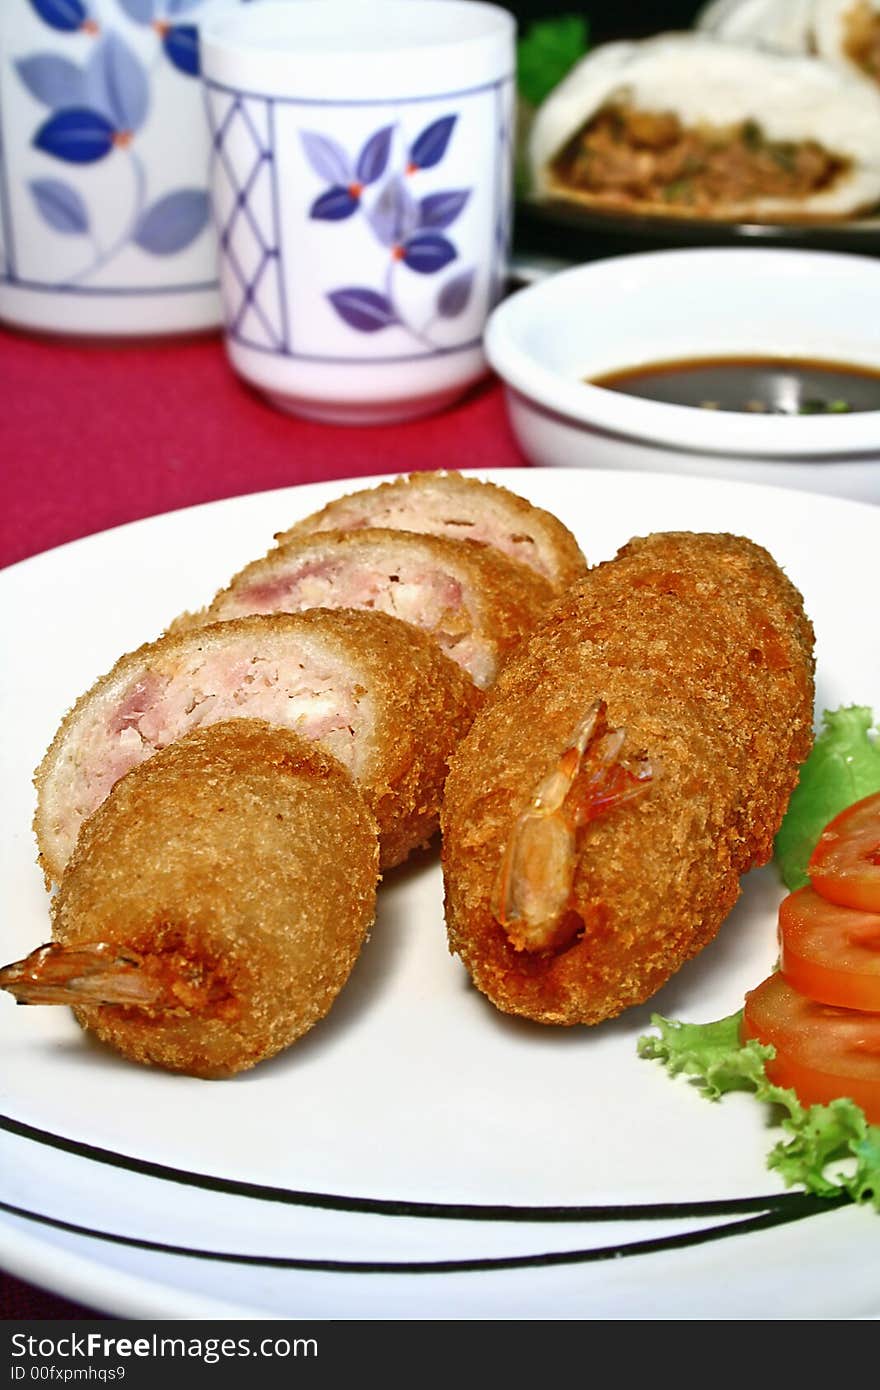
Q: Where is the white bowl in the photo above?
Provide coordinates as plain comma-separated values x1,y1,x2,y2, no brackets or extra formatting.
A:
485,247,880,504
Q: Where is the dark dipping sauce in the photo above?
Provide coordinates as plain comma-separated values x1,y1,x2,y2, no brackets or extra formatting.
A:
589,356,880,415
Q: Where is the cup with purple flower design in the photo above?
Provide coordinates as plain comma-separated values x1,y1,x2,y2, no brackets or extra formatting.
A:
0,0,265,338
200,0,515,423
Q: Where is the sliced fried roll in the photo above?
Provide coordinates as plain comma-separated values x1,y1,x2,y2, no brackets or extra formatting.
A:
441,532,815,1027
5,722,379,1077
275,471,588,593
177,528,556,690
35,609,481,880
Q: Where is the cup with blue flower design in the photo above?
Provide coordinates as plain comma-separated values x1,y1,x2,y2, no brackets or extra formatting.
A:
200,0,516,423
0,0,261,338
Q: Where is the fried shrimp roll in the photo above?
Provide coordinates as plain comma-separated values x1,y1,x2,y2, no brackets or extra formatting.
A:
35,609,481,880
3,722,379,1077
441,532,815,1026
176,528,556,690
275,472,588,592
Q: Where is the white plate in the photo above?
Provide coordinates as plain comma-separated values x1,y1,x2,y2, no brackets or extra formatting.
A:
1,466,878,1322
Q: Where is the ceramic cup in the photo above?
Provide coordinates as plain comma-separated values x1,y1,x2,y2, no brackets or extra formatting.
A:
0,0,261,338
200,0,516,423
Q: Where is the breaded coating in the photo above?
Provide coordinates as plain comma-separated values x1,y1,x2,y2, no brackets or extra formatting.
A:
275,471,588,592
441,532,816,1026
45,722,379,1077
173,528,557,690
35,609,481,880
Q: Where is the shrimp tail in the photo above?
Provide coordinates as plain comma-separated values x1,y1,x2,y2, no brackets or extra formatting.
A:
0,941,174,1009
492,700,654,953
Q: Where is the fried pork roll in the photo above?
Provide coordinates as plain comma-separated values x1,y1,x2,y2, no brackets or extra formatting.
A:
35,609,481,879
441,532,815,1027
3,722,379,1077
276,472,588,593
528,34,880,221
177,528,556,690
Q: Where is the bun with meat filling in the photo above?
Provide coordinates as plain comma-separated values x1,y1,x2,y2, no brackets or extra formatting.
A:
814,0,880,86
528,33,880,221
695,0,816,54
697,0,880,91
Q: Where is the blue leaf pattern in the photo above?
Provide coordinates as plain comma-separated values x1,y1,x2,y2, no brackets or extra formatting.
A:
132,189,209,254
86,33,149,132
310,186,360,221
295,107,476,346
437,268,474,318
29,0,87,32
15,53,85,110
300,132,352,186
356,126,393,186
16,4,229,282
33,108,116,163
328,288,398,333
409,116,456,170
115,0,155,22
402,232,456,275
366,174,417,247
418,189,470,230
163,25,200,78
29,177,90,234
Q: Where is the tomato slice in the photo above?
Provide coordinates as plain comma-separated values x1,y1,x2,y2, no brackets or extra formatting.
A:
808,791,880,913
742,972,880,1122
778,885,880,1011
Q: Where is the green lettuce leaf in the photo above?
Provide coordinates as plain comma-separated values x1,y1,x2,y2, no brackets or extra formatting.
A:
638,1010,880,1211
774,705,880,890
516,15,590,108
636,1012,773,1099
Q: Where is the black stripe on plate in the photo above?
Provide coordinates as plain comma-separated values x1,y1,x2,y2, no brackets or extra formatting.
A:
0,1192,845,1274
0,1111,827,1223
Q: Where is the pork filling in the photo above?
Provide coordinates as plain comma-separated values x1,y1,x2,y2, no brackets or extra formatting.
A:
219,558,489,682
307,501,546,579
844,0,880,83
49,641,366,871
550,105,849,212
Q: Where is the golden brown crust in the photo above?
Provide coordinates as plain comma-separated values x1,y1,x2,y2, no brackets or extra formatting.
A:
441,531,816,1026
328,609,482,869
173,528,557,690
275,471,589,592
52,720,379,1077
34,609,481,880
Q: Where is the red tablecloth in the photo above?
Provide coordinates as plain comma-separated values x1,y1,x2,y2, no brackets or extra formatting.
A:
1,327,525,571
0,324,526,1320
